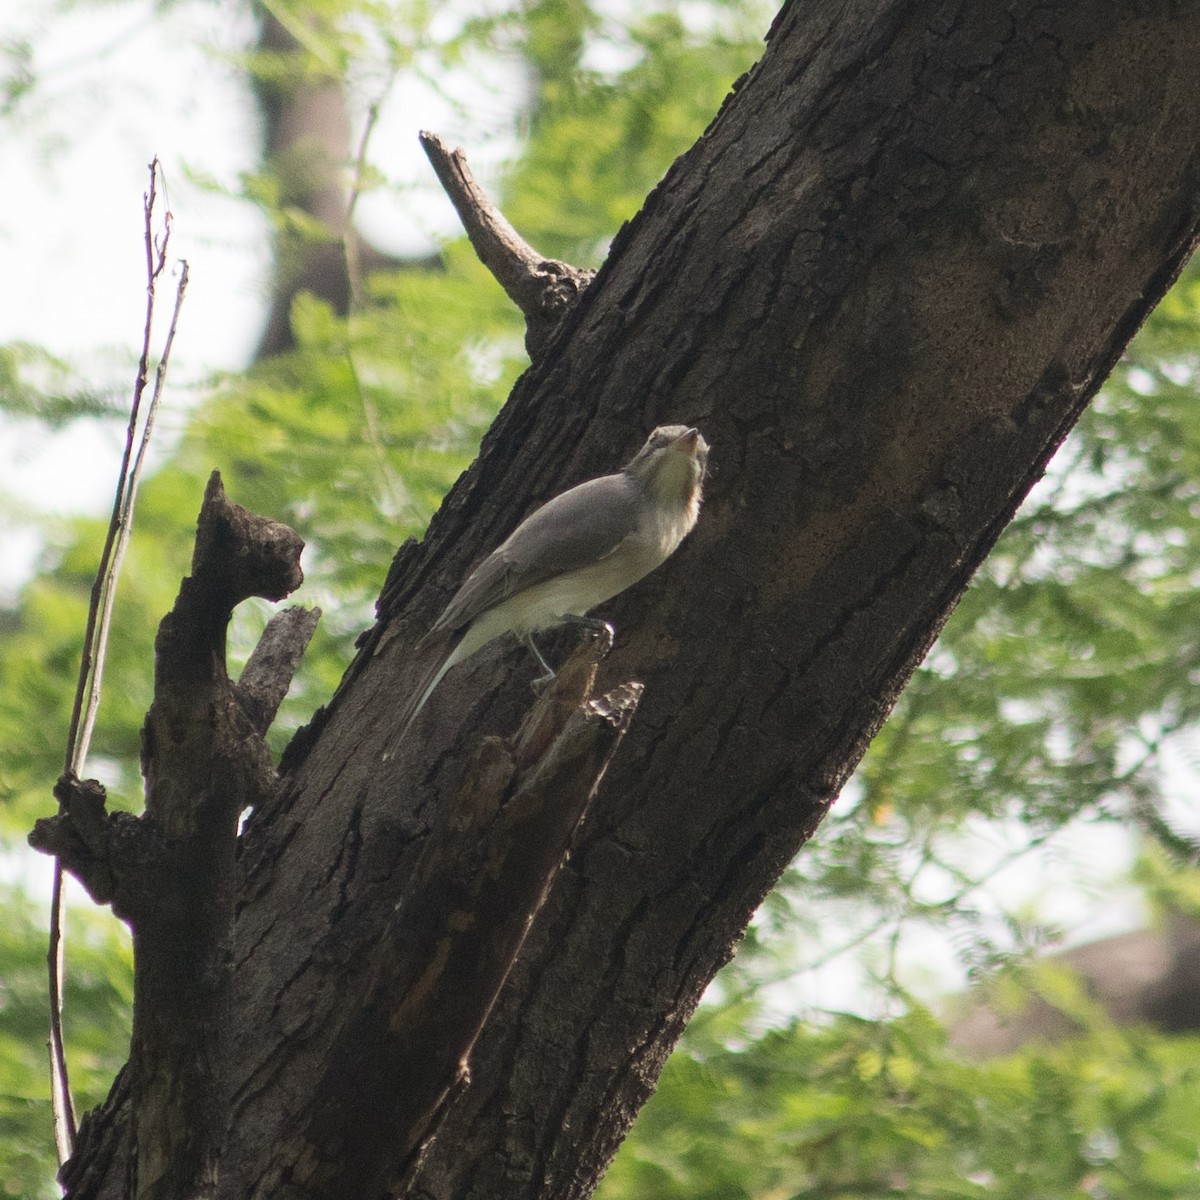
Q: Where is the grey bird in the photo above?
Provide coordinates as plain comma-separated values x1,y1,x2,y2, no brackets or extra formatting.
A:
394,424,709,743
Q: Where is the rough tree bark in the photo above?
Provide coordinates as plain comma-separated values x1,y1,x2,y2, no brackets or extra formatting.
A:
40,1,1200,1198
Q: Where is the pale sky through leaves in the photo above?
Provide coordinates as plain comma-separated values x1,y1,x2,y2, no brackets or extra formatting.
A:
1,0,517,518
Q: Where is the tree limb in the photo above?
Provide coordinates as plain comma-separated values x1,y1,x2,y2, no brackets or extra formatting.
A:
420,131,595,357
54,4,1200,1197
235,605,322,736
126,473,305,1200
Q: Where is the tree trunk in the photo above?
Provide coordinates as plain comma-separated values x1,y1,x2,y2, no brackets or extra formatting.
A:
250,5,413,360
57,1,1200,1197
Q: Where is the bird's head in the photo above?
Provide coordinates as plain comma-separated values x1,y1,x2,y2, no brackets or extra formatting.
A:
624,425,709,512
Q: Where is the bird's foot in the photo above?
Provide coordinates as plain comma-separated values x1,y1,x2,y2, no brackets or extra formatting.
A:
569,616,615,654
522,632,557,693
529,669,556,695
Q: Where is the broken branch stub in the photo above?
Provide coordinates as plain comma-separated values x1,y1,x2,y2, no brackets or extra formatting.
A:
420,131,594,358
267,635,641,1200
235,605,322,736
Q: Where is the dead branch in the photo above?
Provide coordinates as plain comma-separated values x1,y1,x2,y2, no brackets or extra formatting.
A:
235,605,322,735
420,131,595,357
33,473,308,1200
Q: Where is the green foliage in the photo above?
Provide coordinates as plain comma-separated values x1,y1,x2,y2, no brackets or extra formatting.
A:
0,344,122,427
0,36,34,114
604,1005,1200,1200
0,889,131,1200
503,2,770,261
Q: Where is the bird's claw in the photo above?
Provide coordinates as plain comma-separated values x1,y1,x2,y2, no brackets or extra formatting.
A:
578,618,615,655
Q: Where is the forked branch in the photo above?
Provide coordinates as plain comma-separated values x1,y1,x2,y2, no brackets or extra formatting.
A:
33,474,313,1200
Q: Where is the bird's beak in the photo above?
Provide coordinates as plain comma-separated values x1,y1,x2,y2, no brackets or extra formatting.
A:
674,428,700,453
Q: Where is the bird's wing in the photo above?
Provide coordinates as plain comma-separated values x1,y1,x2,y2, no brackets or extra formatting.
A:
431,473,642,636
395,627,462,743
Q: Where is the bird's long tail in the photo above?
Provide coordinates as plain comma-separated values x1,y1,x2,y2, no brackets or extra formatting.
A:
393,630,465,748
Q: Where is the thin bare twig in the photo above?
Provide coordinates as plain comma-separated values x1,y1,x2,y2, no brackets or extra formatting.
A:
62,164,169,769
46,864,75,1164
75,259,190,772
343,86,408,518
49,157,188,1166
344,93,386,311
